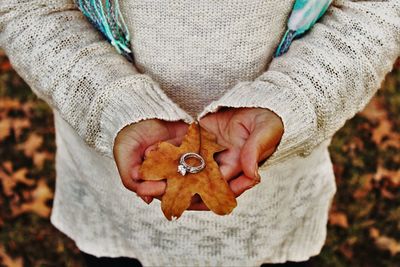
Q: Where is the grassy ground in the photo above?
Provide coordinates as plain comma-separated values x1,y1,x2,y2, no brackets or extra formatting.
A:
0,49,399,267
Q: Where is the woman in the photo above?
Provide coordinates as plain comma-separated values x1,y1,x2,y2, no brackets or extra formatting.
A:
0,0,398,266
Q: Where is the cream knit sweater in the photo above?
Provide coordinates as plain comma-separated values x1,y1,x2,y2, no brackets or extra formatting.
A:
1,0,399,266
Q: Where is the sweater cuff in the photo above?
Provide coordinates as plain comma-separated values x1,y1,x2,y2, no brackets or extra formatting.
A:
95,74,195,160
197,79,317,166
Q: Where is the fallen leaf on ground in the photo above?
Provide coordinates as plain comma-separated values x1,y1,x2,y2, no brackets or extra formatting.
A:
2,161,12,173
375,236,400,256
369,227,380,239
0,244,23,267
360,97,400,149
374,162,400,186
13,168,35,186
329,211,349,228
139,122,237,220
352,173,374,199
0,118,11,141
0,166,14,197
16,132,43,158
0,167,34,196
369,227,400,256
11,178,53,218
338,242,353,260
0,98,21,113
33,151,54,170
12,118,31,140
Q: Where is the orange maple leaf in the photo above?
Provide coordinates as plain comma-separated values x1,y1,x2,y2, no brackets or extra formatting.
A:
139,122,237,220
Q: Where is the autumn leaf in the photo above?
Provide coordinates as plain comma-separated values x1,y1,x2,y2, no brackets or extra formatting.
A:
16,132,43,158
374,162,400,186
0,118,12,141
0,98,21,112
2,161,12,173
11,178,53,218
369,227,380,239
329,211,349,228
0,244,23,267
139,122,237,220
33,151,54,170
0,168,15,197
375,236,400,256
13,168,35,186
370,227,400,256
360,97,400,149
12,118,31,140
352,173,374,199
0,164,35,196
0,59,12,72
0,97,31,142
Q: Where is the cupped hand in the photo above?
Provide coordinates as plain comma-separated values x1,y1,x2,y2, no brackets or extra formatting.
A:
188,107,284,210
113,119,189,205
113,108,284,211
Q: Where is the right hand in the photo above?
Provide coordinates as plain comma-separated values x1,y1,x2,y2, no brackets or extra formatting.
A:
113,119,189,204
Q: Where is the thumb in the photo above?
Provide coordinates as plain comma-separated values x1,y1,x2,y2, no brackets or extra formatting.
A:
113,137,142,191
240,124,283,180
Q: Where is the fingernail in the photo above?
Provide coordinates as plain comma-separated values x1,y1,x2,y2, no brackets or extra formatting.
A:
254,163,260,181
245,181,257,190
141,196,153,205
146,196,153,204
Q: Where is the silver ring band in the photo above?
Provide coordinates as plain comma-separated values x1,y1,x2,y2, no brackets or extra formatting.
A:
177,152,205,176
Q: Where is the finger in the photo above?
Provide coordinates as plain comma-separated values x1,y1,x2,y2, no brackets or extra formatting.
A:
129,121,182,174
187,194,209,210
144,129,188,156
198,115,218,134
114,139,144,187
131,164,142,181
165,133,188,147
115,140,147,183
136,180,167,197
229,174,259,197
240,124,281,180
191,194,202,204
140,196,154,205
187,201,210,211
215,147,242,181
166,121,189,141
120,176,141,194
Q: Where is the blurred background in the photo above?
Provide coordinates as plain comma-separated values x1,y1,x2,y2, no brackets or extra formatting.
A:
0,49,399,266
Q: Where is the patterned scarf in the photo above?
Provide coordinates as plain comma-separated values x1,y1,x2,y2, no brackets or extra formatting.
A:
76,0,134,62
274,0,332,57
75,0,332,62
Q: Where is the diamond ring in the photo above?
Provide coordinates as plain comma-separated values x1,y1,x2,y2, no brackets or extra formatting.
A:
177,152,206,176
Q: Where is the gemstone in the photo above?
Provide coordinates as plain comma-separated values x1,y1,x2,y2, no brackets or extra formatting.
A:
177,164,187,176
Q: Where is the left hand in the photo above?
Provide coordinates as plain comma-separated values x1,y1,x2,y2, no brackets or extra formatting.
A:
188,107,284,210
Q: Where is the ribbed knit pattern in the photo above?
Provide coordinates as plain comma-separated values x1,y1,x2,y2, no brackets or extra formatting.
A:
0,0,399,266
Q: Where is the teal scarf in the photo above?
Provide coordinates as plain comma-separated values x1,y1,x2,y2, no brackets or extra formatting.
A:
76,0,134,62
274,0,332,57
75,0,332,62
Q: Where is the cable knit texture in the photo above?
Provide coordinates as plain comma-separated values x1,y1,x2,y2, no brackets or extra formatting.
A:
0,0,399,266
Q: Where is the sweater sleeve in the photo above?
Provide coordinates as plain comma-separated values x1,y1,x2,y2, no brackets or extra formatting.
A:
0,0,194,160
197,0,400,165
